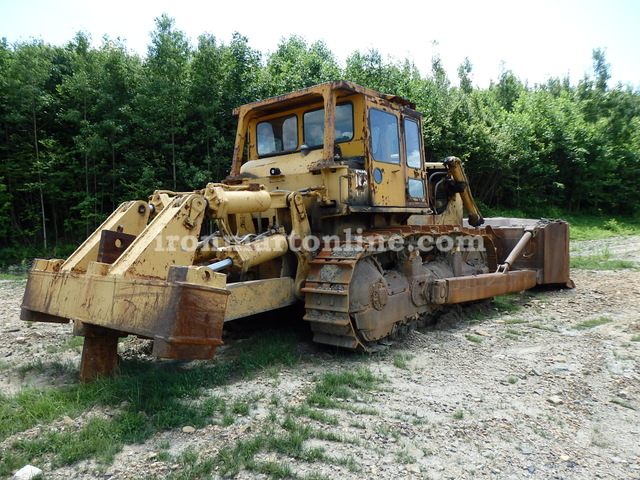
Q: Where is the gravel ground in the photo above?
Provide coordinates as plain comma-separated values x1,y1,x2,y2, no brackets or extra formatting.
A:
1,236,639,480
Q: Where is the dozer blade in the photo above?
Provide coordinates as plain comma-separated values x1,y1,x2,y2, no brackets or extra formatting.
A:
21,261,230,381
20,194,231,382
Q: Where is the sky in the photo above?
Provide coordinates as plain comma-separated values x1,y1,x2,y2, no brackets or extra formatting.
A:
1,0,639,89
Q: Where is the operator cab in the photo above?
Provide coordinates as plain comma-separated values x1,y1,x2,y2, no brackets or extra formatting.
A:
226,81,435,213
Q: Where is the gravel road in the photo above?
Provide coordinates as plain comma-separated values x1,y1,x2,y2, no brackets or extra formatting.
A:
1,236,639,480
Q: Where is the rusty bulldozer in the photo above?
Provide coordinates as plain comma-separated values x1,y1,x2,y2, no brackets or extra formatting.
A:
20,81,572,381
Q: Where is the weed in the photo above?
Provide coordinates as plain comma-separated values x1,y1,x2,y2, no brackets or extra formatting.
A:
215,416,360,478
529,324,561,333
453,410,464,420
507,377,518,384
613,350,635,361
631,335,640,342
530,426,549,438
573,317,613,330
374,424,401,441
396,449,417,464
392,352,413,369
254,460,295,478
465,334,483,343
504,318,528,325
492,293,527,314
288,404,340,425
307,367,384,409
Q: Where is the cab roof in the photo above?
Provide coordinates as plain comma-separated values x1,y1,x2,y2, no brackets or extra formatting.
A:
232,80,416,118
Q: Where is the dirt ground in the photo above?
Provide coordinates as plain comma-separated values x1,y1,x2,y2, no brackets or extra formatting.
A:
1,236,639,480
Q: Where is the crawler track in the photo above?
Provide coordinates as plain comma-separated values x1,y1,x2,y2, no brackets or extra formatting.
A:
302,225,491,350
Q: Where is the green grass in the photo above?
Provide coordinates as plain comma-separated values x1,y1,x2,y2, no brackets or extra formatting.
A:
491,292,530,314
0,331,301,476
213,415,361,479
465,334,483,343
391,353,413,369
570,243,636,270
529,323,561,333
566,216,640,241
573,317,613,330
504,318,528,325
306,367,384,409
0,273,27,281
480,206,640,241
287,405,340,426
631,335,640,342
395,449,417,464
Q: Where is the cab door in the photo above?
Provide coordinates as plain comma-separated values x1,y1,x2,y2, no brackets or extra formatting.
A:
369,107,405,206
403,116,427,205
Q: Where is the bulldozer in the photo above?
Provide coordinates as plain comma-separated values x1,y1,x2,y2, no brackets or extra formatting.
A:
20,81,572,381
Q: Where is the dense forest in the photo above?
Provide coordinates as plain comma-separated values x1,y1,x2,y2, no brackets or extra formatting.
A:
1,14,639,265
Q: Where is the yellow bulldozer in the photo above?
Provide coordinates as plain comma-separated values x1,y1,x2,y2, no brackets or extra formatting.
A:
20,81,572,381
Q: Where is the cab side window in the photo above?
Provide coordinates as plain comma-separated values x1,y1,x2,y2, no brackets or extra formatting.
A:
369,108,400,164
257,115,298,156
303,103,354,148
404,118,422,169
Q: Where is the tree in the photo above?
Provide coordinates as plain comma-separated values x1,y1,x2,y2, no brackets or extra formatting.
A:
263,35,340,97
3,40,58,249
132,14,191,191
186,33,229,183
457,57,473,94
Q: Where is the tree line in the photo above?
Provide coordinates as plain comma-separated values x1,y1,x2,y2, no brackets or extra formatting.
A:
1,14,639,264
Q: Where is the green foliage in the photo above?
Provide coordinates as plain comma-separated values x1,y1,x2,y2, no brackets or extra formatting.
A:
573,317,613,330
0,331,300,474
306,367,384,409
1,21,639,264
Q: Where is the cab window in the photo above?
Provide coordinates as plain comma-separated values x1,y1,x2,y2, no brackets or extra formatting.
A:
404,118,422,169
407,177,425,199
369,108,400,164
303,103,354,148
257,115,298,156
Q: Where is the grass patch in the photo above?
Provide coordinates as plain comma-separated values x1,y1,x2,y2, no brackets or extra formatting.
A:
571,248,636,270
0,331,301,476
566,216,640,241
631,335,640,342
573,317,613,330
504,318,528,325
396,449,417,464
479,207,640,241
391,353,413,369
465,334,483,343
0,273,28,281
491,292,531,315
215,416,361,478
528,323,561,333
287,405,340,426
306,367,384,409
